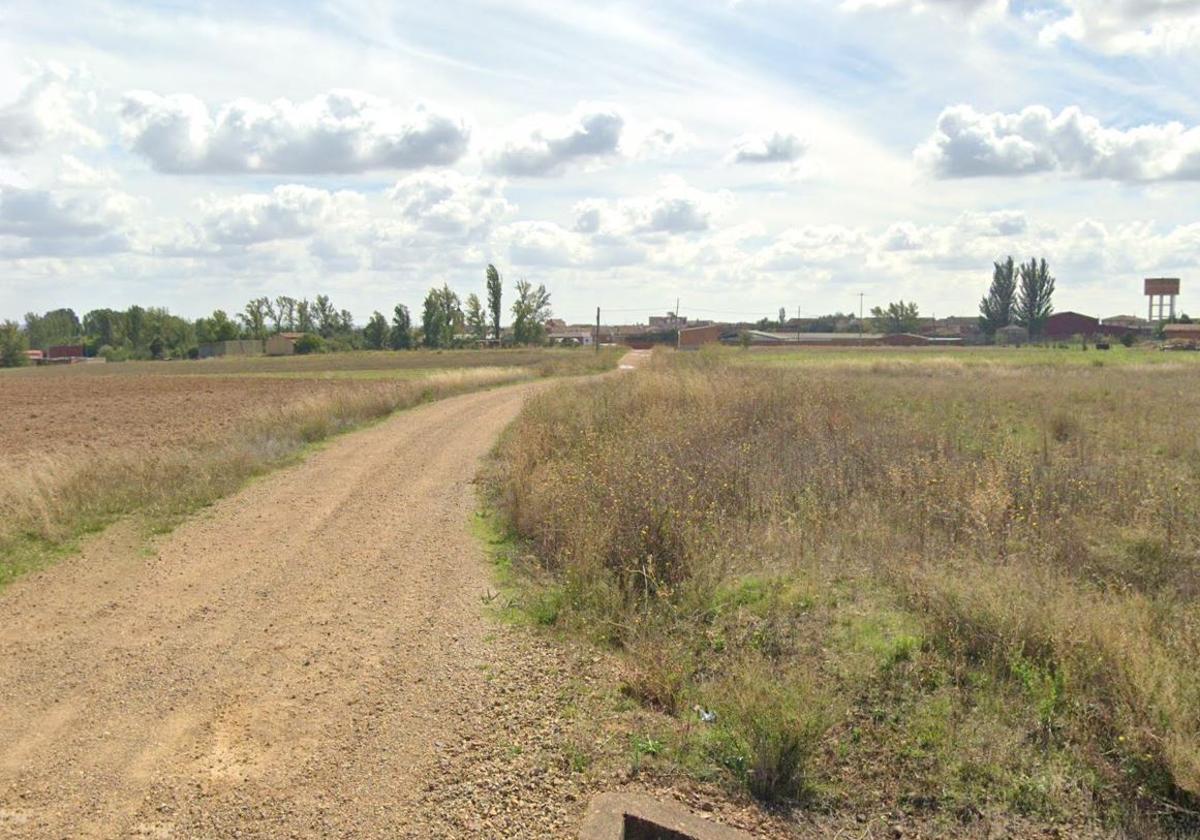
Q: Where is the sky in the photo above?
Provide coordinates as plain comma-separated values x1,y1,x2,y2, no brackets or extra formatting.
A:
1,0,1199,326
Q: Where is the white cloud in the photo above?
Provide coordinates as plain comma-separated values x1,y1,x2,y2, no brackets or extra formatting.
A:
501,220,587,266
1038,1,1200,55
881,222,923,251
571,199,605,234
0,185,133,256
916,104,1200,180
729,130,807,165
620,177,731,234
197,185,363,245
568,178,732,239
387,170,513,237
840,0,1003,17
487,102,625,177
57,154,118,187
754,225,871,271
119,90,470,174
628,120,693,159
0,64,101,155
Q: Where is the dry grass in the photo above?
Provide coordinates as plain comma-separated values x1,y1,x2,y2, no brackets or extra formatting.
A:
488,347,1200,834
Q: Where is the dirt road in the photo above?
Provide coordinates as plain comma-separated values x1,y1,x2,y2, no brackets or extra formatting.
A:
0,381,597,838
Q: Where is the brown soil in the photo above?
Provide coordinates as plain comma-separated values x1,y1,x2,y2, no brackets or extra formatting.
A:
0,374,367,462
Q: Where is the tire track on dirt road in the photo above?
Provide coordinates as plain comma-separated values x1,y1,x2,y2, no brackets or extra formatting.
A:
0,378,603,838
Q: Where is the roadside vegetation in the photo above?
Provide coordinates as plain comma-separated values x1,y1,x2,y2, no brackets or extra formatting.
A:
487,346,1200,835
0,348,622,589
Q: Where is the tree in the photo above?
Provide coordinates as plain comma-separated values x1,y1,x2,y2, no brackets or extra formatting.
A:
82,309,125,350
1015,258,1055,339
263,298,279,333
314,295,338,338
870,299,920,334
979,257,1017,339
296,298,315,334
465,293,487,342
390,304,413,350
143,307,193,359
0,320,29,367
778,307,787,328
511,279,552,345
486,264,503,342
241,297,270,340
205,310,240,341
24,308,81,350
274,296,297,332
125,305,147,350
422,285,463,349
363,311,389,350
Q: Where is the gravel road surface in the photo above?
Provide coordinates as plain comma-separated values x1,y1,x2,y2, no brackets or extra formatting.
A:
0,381,598,838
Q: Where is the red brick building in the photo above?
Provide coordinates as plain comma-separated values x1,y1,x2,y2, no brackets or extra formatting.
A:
677,324,723,350
1043,312,1130,341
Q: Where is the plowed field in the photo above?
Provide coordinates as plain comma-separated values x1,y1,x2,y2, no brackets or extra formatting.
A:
0,374,376,462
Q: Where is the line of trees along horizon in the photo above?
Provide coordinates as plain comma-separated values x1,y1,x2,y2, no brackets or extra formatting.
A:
0,264,554,366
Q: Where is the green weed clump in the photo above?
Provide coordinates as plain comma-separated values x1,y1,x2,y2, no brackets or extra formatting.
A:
489,350,1200,832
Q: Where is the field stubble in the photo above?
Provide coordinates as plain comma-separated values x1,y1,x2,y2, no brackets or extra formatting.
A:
488,346,1200,837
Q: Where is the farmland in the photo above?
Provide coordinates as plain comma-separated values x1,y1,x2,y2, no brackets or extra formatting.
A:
487,346,1200,837
0,348,621,587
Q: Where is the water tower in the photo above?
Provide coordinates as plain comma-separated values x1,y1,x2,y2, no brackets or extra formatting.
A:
1145,278,1180,324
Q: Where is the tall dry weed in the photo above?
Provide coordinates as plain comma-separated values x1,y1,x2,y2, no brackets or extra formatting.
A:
491,355,1200,822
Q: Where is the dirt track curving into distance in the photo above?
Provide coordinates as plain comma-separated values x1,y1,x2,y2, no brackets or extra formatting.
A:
0,379,603,838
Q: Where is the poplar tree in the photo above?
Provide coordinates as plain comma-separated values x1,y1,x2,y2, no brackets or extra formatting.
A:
1015,258,1055,339
486,264,503,342
978,256,1016,338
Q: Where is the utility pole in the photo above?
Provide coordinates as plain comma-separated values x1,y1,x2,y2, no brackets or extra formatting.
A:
858,292,864,337
595,306,600,353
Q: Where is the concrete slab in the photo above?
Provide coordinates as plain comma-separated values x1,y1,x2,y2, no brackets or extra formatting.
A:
579,792,754,840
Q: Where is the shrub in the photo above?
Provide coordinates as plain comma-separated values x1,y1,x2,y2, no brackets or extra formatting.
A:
705,659,828,801
293,333,326,354
0,320,29,367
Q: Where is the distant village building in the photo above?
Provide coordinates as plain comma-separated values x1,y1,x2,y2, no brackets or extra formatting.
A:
880,333,942,346
46,344,86,360
649,313,688,330
265,332,304,356
677,324,723,350
996,325,1029,346
1044,312,1131,341
547,329,594,346
1163,323,1200,344
1103,315,1151,334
